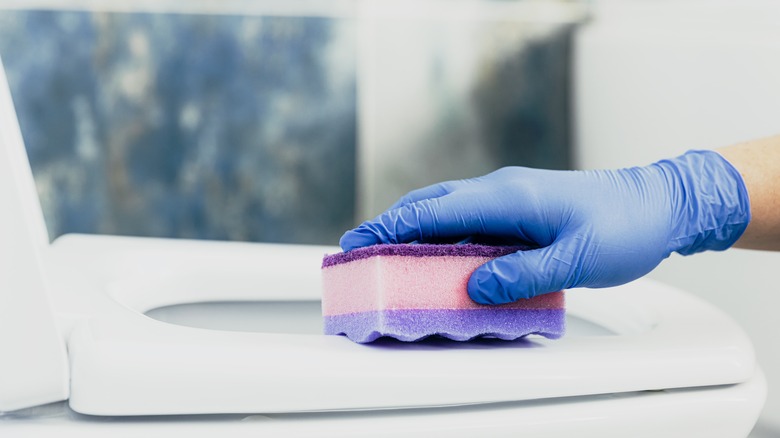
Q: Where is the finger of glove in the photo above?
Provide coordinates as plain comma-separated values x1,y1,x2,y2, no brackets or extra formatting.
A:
467,244,573,304
388,180,464,210
339,194,486,251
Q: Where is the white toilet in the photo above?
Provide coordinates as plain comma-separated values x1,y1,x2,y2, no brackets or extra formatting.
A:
0,56,766,436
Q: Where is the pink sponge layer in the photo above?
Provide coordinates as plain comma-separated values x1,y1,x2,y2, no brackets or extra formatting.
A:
321,244,565,343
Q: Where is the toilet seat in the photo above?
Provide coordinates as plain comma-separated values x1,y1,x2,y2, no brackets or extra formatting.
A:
43,234,759,416
5,232,773,436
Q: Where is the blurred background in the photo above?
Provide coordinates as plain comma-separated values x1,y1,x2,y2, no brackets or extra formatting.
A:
0,1,578,245
0,7,359,244
1,0,779,434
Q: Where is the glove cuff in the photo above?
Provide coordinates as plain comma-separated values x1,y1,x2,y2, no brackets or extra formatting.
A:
657,150,751,256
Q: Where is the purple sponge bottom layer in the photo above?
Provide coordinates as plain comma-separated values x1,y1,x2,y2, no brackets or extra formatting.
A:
324,309,565,343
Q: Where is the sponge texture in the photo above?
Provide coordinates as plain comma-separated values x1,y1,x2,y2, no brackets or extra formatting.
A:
322,244,565,343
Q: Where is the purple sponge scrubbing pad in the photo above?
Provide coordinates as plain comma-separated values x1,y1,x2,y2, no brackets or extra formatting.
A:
321,244,565,343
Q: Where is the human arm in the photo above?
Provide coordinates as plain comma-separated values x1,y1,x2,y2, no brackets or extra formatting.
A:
719,135,780,250
340,147,754,305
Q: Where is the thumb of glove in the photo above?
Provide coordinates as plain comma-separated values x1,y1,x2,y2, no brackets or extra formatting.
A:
467,243,574,305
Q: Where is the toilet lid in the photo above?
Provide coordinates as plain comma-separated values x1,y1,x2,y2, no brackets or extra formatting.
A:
0,56,70,412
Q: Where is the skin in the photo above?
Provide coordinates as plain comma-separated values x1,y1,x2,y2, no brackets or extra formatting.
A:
719,135,780,251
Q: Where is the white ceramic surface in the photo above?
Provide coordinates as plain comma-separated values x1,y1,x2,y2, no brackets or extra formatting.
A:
0,56,69,412
0,369,766,438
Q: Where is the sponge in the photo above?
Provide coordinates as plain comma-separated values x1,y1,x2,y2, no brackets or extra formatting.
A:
321,244,565,343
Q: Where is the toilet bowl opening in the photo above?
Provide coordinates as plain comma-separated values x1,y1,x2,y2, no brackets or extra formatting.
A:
144,301,617,337
145,301,324,334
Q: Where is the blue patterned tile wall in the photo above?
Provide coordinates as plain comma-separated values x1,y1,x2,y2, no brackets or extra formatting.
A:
0,6,577,246
0,10,356,245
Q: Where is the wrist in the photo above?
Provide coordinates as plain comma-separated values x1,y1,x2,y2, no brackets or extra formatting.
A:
655,150,751,256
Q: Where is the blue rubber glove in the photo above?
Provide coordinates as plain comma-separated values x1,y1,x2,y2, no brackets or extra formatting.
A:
339,150,750,304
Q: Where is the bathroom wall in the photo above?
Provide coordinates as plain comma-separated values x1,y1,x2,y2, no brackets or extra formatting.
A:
0,9,358,245
355,2,581,217
0,1,582,245
575,1,780,433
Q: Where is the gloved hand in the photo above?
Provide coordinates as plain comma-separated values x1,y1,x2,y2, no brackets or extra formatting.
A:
339,150,751,304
